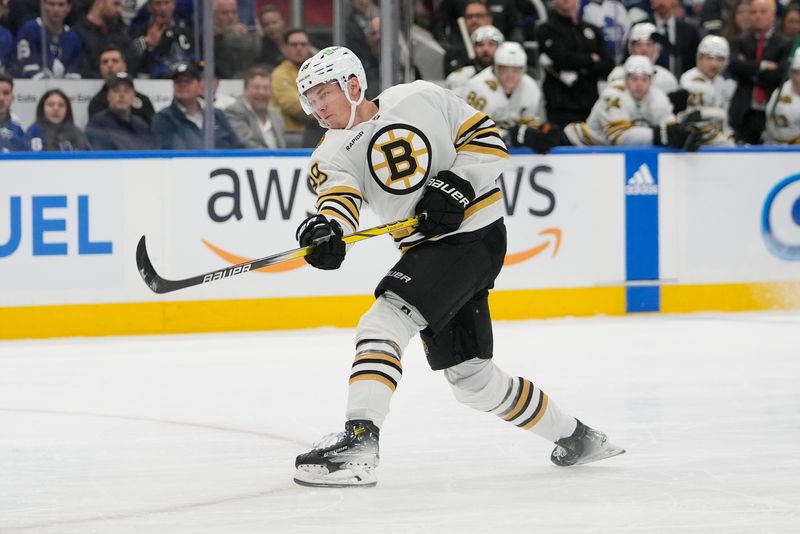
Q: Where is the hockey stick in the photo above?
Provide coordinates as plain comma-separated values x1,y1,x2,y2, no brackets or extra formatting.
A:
136,215,423,294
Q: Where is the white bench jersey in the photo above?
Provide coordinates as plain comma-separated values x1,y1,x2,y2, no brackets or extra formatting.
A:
679,67,734,146
565,82,674,146
766,80,800,144
461,66,544,133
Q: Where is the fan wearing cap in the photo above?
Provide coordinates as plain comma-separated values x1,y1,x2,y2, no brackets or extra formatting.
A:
765,52,800,143
460,41,561,153
445,25,504,95
564,55,702,150
607,23,679,94
88,44,155,125
678,35,735,146
150,62,242,149
85,72,157,150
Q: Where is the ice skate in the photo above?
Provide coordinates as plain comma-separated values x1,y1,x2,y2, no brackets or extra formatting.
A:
293,420,380,488
550,420,625,467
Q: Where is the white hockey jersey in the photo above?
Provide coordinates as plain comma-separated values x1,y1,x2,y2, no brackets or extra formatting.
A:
765,80,800,144
608,63,679,94
679,67,734,146
461,66,544,135
564,82,674,145
445,64,477,97
308,80,508,252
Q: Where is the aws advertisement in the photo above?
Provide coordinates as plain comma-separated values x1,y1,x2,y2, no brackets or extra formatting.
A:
2,150,799,313
150,153,625,300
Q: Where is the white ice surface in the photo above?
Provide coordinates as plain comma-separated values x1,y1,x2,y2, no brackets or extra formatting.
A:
1,312,799,533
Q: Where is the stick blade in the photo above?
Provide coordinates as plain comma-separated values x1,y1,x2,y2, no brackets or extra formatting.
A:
136,236,168,294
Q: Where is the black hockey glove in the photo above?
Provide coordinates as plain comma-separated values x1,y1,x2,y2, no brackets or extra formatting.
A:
653,111,703,152
414,170,476,237
667,88,690,114
510,123,563,154
296,214,346,270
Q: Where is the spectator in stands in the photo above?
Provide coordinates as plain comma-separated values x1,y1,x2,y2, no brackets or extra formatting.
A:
131,0,194,78
151,62,242,149
582,0,632,64
765,48,800,143
0,73,25,151
434,0,518,43
781,3,800,40
25,88,88,151
537,0,615,127
16,0,83,78
0,22,12,74
563,55,702,149
271,28,312,136
439,1,494,75
224,66,286,148
126,0,192,28
85,72,156,149
723,0,753,42
649,0,701,77
445,24,503,95
257,5,285,70
88,44,154,123
728,0,792,144
214,0,261,78
346,0,380,99
76,0,140,78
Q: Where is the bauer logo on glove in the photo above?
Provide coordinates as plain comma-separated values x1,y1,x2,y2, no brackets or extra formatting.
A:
427,178,471,208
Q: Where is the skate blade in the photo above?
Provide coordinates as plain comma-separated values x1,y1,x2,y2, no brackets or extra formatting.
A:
573,443,626,466
293,464,377,488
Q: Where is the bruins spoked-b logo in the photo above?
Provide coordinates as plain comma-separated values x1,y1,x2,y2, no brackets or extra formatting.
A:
368,124,431,195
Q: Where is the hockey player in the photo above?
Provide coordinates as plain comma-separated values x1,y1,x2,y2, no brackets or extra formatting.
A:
564,55,701,149
445,24,504,96
291,46,625,488
15,0,83,79
679,35,735,146
607,23,678,94
461,41,561,154
765,51,800,144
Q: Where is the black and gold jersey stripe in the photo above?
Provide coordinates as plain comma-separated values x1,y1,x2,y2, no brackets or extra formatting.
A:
454,112,509,159
316,186,363,233
604,119,633,145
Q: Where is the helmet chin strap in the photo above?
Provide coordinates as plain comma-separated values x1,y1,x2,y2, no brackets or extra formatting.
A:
344,89,365,130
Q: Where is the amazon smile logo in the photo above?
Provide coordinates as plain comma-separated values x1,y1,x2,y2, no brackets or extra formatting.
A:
202,227,562,273
503,228,561,265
